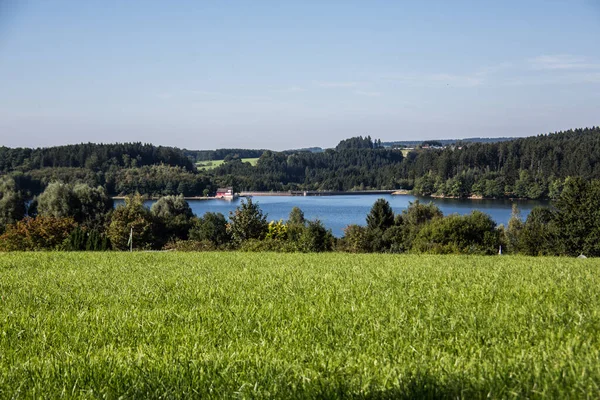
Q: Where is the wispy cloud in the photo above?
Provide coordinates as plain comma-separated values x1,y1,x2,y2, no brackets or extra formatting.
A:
273,86,306,93
381,62,514,88
354,90,382,97
529,55,600,71
384,56,600,88
317,81,359,88
427,73,485,87
157,89,271,101
503,72,600,87
385,72,485,88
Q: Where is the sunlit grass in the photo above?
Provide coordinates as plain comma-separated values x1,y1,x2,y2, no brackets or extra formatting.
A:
195,158,259,170
1,253,599,398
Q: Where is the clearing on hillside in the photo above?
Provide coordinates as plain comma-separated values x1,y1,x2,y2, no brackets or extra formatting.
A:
195,157,259,170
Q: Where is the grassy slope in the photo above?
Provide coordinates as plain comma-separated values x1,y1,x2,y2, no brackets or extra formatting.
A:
1,253,599,399
195,158,259,170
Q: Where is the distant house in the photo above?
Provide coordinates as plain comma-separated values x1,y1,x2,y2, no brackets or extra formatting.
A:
216,187,235,199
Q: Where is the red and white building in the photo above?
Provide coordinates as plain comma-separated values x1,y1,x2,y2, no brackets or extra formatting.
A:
215,187,235,199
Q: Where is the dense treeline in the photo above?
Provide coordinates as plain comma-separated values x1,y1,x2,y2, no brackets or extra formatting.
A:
1,176,600,256
212,148,405,191
209,127,600,198
0,143,212,197
0,143,194,172
1,127,599,200
381,136,517,147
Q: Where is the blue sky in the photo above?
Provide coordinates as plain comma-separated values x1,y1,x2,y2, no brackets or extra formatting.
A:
0,0,599,150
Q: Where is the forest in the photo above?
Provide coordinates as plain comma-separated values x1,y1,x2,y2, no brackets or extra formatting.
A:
211,127,600,198
0,127,599,200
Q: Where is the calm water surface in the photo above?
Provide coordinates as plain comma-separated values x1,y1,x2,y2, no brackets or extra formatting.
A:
138,195,546,237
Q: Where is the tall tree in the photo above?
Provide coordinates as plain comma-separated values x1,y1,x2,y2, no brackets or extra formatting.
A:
366,199,395,231
151,195,194,241
227,198,268,244
107,194,158,250
0,177,26,233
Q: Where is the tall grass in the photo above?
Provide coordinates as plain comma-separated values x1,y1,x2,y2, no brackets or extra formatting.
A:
1,253,599,398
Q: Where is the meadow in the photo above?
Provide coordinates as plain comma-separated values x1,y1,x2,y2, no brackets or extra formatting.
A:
1,253,599,399
195,158,259,170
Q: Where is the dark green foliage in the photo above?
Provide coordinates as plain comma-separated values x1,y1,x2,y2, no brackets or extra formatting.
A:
553,177,600,256
213,146,404,191
0,177,26,234
335,136,375,150
519,207,559,256
285,207,306,244
227,198,269,244
340,201,444,254
288,206,305,225
297,220,334,252
85,229,111,251
364,199,396,252
4,127,600,199
211,127,600,198
112,165,213,196
412,211,500,254
72,184,113,229
0,142,194,173
64,227,110,251
504,204,524,254
422,140,443,147
189,212,231,246
400,200,443,227
366,199,395,231
150,195,194,241
37,182,112,230
37,182,79,219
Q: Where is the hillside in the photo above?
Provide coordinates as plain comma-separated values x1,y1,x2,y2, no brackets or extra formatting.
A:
1,127,599,199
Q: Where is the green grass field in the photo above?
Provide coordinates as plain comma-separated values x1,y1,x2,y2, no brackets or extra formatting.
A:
1,253,599,398
195,158,259,170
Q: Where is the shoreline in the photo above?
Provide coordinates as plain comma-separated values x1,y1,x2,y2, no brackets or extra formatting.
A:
112,192,541,201
239,190,398,197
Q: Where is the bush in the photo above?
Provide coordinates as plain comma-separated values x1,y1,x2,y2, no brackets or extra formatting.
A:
297,220,334,252
189,212,231,246
266,220,288,241
412,211,500,255
63,226,111,251
338,224,371,253
0,216,77,251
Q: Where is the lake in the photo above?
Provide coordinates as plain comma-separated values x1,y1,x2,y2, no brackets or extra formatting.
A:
134,195,546,237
